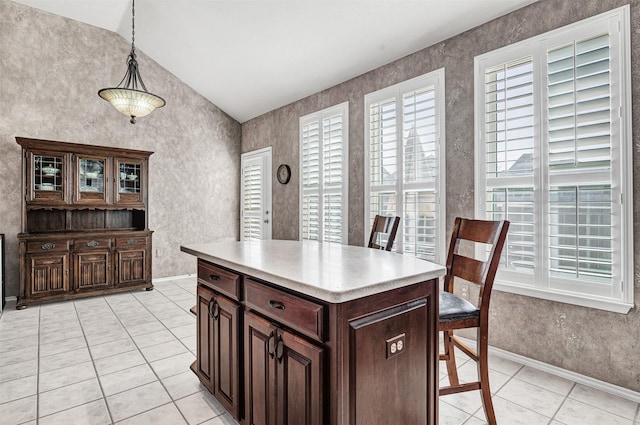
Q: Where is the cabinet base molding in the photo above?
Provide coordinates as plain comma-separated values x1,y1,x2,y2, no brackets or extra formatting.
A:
16,281,153,309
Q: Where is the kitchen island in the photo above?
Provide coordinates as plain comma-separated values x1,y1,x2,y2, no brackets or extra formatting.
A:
181,240,445,425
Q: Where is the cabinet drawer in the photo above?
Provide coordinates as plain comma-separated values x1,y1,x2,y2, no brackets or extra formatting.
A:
74,238,111,250
197,260,240,301
115,236,147,247
244,278,325,342
26,239,69,254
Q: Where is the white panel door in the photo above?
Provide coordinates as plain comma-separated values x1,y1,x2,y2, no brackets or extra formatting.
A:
240,148,272,241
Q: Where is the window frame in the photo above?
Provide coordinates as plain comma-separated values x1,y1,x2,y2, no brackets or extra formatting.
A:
364,69,447,263
299,101,349,244
474,6,633,313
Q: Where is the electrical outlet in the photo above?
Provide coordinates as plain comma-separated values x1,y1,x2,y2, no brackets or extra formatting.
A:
386,333,406,359
155,248,161,258
461,285,469,299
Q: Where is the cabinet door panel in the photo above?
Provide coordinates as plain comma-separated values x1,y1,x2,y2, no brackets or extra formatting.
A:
212,295,240,418
116,249,146,285
197,285,215,390
74,155,109,204
277,330,324,425
74,250,111,291
245,312,277,425
27,151,68,204
28,254,69,296
348,299,430,425
114,158,145,206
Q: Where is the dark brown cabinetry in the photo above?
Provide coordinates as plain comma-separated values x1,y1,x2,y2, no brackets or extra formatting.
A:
16,137,153,309
193,262,241,419
244,311,324,425
190,255,438,425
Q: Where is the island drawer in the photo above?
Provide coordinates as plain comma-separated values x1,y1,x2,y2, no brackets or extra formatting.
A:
244,278,325,342
198,260,240,301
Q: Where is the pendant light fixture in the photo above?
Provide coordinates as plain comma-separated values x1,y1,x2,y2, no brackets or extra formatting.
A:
98,0,165,124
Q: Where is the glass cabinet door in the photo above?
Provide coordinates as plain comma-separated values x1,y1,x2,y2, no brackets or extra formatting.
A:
29,152,67,203
115,159,144,205
75,156,108,203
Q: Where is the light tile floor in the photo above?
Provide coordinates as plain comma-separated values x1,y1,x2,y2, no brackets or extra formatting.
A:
0,277,637,425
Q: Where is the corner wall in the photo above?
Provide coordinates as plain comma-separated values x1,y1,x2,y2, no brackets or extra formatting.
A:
0,0,242,297
241,0,640,391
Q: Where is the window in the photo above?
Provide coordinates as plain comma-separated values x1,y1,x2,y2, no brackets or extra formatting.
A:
475,7,632,313
365,69,446,262
300,102,349,243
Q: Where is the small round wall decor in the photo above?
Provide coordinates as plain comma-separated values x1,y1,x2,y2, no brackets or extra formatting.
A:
277,164,291,184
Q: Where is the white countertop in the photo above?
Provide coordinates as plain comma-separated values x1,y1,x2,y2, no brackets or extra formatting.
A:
180,240,445,303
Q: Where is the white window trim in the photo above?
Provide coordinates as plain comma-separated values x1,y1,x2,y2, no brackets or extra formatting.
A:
299,102,349,244
364,69,447,263
474,6,633,313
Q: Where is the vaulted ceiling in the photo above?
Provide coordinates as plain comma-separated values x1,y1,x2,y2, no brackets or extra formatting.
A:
13,0,539,123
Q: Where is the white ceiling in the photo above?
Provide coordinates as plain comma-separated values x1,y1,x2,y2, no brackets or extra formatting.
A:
13,0,539,123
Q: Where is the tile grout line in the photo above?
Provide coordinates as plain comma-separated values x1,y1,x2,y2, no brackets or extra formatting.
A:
548,382,576,423
102,286,195,424
72,296,117,425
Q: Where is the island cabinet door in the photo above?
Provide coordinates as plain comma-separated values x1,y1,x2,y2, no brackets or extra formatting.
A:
211,294,240,419
196,285,215,391
276,329,324,425
245,312,278,425
245,311,325,425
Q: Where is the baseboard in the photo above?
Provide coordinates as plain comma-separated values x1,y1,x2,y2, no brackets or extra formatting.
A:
152,274,195,283
457,336,640,403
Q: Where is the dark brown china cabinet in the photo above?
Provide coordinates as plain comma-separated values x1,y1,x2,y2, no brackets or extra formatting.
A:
16,137,153,309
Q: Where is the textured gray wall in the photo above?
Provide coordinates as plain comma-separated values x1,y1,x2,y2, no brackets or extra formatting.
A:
242,0,640,391
0,0,241,298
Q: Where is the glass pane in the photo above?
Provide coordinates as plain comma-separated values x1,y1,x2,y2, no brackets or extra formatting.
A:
549,185,612,283
403,190,436,261
486,187,535,273
323,193,342,243
369,99,397,185
34,155,63,192
547,35,612,171
79,159,104,193
323,115,343,188
302,121,320,189
302,194,320,241
119,162,141,194
484,57,535,178
403,87,437,185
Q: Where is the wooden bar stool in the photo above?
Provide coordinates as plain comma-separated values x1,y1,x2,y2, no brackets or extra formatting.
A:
438,217,509,425
368,215,400,251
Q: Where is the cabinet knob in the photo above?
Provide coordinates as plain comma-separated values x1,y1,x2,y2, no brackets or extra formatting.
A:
87,240,99,247
209,275,220,281
41,242,55,250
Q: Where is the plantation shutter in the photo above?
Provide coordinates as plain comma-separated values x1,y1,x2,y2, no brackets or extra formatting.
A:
242,160,263,241
301,121,321,240
483,58,536,274
300,103,348,243
366,71,445,262
546,34,614,283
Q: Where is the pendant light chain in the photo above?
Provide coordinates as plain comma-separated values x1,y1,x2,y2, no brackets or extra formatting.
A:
131,0,136,55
